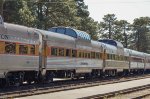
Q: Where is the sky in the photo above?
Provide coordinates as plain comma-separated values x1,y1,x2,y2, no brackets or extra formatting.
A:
84,0,150,23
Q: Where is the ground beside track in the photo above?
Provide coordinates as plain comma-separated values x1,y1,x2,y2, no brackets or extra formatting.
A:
15,78,150,99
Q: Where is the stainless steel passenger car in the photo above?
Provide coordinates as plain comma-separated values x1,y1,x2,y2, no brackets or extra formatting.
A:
0,22,40,85
0,15,150,86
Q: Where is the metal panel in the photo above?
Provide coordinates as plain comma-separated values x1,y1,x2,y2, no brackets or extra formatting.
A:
0,54,39,78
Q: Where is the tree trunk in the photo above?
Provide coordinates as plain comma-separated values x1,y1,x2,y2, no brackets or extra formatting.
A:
0,0,4,17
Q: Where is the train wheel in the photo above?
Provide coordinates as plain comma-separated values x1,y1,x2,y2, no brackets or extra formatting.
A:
5,72,24,86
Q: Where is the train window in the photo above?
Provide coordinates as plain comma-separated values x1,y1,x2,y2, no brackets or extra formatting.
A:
115,55,118,60
83,52,85,58
72,50,77,57
81,52,83,58
79,51,82,58
91,52,95,58
112,54,115,60
110,54,112,59
81,52,84,58
114,55,116,60
56,28,65,34
66,49,71,57
136,58,138,62
119,55,122,61
119,55,123,61
88,53,91,58
19,45,28,54
5,42,16,54
122,56,125,61
139,58,142,62
124,56,126,61
30,45,35,55
82,51,86,58
100,53,102,59
118,55,120,60
111,54,114,60
107,54,109,59
58,48,64,56
120,56,123,61
109,54,112,60
51,47,57,56
85,53,88,58
107,54,111,59
49,28,56,32
132,57,136,62
118,56,120,60
125,56,128,61
120,56,122,60
148,59,150,63
66,28,77,38
96,52,100,59
111,54,113,60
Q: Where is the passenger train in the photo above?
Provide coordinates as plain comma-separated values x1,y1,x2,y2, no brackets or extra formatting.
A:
0,16,150,86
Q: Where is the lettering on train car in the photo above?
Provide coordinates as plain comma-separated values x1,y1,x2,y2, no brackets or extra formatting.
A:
80,62,88,65
0,34,9,40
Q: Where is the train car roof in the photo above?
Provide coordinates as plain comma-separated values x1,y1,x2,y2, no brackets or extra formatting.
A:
130,49,145,58
48,27,91,41
91,40,104,51
91,40,103,46
3,23,39,44
144,53,150,57
4,22,35,34
124,48,130,56
36,29,75,41
98,39,123,48
103,43,117,54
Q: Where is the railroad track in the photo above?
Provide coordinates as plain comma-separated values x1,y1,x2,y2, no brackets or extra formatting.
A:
0,74,150,98
80,84,150,99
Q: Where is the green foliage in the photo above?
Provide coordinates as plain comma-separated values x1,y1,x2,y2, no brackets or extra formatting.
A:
146,32,150,53
0,0,4,16
78,17,99,40
3,0,36,27
74,0,98,40
99,14,117,39
75,0,89,17
132,17,150,52
114,20,131,48
32,0,79,29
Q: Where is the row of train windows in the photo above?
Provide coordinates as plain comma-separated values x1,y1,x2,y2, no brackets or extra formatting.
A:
132,57,144,62
51,47,132,61
107,54,128,61
51,48,148,62
0,42,36,55
51,47,102,59
51,47,77,57
107,54,144,62
147,60,150,63
0,42,148,62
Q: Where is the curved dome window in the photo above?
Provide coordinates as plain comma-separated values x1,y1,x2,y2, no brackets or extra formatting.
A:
48,27,91,41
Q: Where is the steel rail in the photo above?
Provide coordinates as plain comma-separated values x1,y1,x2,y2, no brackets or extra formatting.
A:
0,74,150,98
